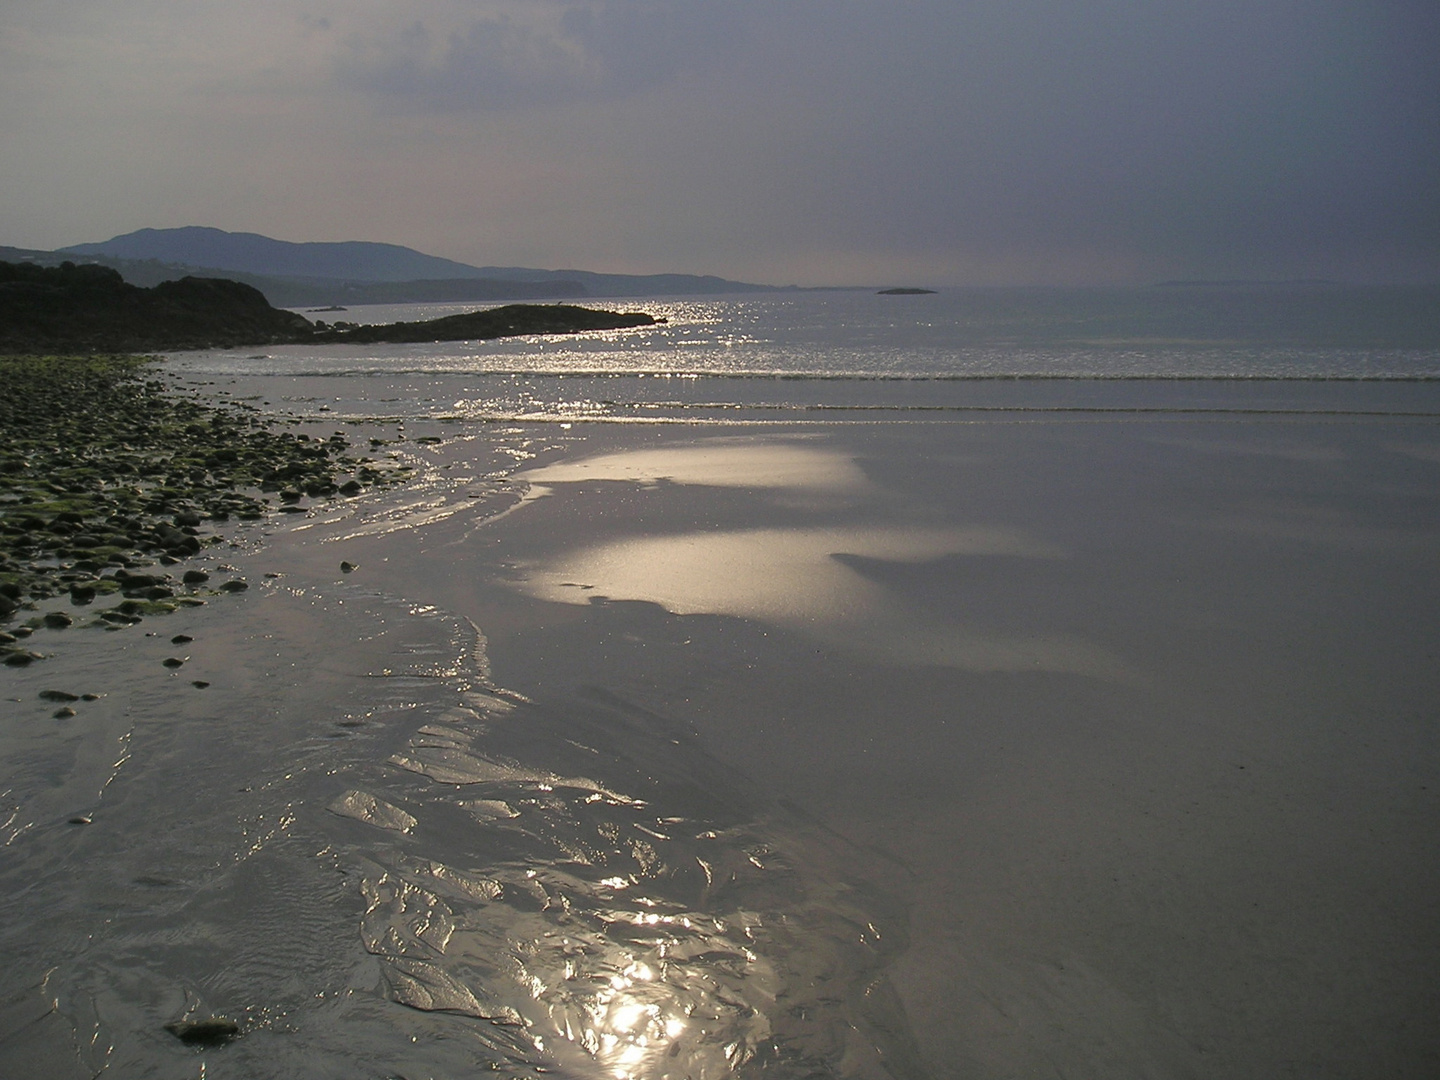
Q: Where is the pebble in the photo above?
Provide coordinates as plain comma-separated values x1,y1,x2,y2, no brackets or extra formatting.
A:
171,634,194,644
162,657,186,668
340,561,357,573
53,706,76,718
165,1018,241,1046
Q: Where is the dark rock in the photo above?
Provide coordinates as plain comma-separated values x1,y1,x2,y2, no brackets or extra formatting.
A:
182,570,209,584
219,579,248,592
165,1018,241,1046
43,611,73,628
162,657,185,668
340,561,357,573
68,815,93,825
39,689,79,701
339,480,362,495
118,573,165,590
53,706,76,718
192,680,210,689
171,634,194,644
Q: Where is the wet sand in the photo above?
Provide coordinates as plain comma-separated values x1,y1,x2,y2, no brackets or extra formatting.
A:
4,391,1439,1077
294,413,1440,1077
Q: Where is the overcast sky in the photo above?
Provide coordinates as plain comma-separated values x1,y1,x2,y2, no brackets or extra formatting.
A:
1,1,1435,285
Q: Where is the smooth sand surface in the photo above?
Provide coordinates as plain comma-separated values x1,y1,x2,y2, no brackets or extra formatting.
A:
283,413,1440,1078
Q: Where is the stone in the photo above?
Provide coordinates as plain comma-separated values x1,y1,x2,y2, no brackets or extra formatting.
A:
164,1018,240,1046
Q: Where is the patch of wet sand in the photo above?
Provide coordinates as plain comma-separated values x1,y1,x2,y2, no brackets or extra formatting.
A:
299,416,1440,1077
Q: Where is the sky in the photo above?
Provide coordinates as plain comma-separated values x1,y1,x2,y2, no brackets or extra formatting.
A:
0,1,1436,286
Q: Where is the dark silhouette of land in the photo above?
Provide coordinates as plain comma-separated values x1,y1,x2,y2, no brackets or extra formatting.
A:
41,226,787,302
0,261,655,353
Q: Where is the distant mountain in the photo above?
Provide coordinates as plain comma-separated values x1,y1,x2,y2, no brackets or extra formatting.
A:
61,227,492,283
55,227,784,299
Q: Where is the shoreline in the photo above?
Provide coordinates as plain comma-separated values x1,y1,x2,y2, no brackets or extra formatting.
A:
0,354,413,666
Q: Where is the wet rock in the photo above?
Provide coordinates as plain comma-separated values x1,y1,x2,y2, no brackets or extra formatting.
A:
42,611,73,628
162,657,186,668
165,1017,241,1046
192,680,210,689
3,650,41,666
171,634,194,644
182,570,209,585
68,815,92,826
218,579,248,593
339,480,363,495
39,690,79,702
340,561,357,573
53,706,76,718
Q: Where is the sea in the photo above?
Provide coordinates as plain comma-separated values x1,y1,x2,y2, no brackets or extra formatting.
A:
3,286,1438,1079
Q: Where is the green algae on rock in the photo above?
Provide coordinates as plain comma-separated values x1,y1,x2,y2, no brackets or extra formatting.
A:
0,354,398,658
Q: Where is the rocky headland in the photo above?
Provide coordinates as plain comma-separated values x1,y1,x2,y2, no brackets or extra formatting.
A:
0,259,657,352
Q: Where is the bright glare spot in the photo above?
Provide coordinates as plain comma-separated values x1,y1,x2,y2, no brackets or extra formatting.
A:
611,1003,647,1032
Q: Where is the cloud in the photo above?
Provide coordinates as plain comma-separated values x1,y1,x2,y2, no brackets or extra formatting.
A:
0,0,1435,281
333,2,748,111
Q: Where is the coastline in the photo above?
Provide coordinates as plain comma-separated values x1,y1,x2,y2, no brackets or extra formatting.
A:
3,357,1439,1077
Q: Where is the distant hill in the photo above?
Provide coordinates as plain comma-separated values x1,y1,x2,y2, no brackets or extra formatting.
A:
51,227,784,300
61,227,493,283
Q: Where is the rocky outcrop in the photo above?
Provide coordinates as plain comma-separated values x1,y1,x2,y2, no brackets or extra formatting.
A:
0,261,310,351
0,260,656,352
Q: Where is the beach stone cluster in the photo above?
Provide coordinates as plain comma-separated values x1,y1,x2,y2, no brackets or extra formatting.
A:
0,354,395,663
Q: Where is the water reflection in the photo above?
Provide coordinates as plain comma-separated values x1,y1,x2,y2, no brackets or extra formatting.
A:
343,687,921,1079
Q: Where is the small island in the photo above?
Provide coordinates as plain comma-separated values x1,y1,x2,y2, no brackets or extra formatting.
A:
877,287,937,295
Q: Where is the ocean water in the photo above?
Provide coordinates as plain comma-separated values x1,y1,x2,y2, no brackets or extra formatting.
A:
4,288,1440,1078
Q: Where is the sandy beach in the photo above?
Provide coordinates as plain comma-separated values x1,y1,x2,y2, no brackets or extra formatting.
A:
3,368,1439,1078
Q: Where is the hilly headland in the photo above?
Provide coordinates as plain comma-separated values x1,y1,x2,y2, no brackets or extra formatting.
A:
0,259,657,354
